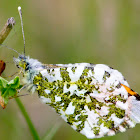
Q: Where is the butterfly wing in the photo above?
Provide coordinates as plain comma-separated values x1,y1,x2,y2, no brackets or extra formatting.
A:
33,63,140,139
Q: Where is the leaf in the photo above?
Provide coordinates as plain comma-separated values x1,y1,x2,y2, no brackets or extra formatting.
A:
0,77,8,88
16,84,23,89
2,88,9,98
3,97,9,108
0,76,23,109
8,88,17,97
1,88,7,96
8,76,20,88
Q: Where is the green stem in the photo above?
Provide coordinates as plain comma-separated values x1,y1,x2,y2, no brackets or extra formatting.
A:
15,98,40,140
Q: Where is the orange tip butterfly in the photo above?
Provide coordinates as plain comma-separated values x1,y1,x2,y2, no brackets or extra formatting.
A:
5,6,140,139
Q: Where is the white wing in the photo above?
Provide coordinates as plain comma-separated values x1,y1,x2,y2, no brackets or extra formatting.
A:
29,62,140,139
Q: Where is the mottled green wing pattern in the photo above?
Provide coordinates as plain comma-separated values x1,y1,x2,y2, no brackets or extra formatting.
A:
32,63,138,139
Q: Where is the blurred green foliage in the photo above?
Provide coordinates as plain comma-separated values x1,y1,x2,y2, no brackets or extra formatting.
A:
0,0,140,140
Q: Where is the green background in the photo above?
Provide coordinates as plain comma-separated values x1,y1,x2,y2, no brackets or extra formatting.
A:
0,0,140,140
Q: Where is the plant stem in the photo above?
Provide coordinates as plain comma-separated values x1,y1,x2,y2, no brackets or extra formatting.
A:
15,98,40,140
0,17,15,43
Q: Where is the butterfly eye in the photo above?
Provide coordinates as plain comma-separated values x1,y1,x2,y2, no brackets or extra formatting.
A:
16,65,20,68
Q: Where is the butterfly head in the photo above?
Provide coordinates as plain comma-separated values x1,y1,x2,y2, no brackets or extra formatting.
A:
13,55,29,71
14,55,43,73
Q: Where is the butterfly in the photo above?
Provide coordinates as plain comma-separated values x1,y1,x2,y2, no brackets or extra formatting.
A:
6,6,140,139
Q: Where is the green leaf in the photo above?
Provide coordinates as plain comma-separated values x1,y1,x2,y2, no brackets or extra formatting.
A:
8,76,20,88
16,84,23,89
0,77,8,88
1,88,6,96
0,76,23,108
8,88,17,96
2,88,9,98
3,97,9,106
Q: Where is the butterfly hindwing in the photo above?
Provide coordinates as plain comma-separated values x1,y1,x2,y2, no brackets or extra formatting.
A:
31,63,137,138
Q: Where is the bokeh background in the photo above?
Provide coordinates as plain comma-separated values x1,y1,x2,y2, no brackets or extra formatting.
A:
0,0,140,140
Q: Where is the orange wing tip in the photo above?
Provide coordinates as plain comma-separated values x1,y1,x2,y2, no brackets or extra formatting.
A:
121,84,140,100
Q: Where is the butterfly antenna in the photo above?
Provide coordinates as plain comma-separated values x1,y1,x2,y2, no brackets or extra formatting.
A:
18,6,26,57
0,44,20,55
